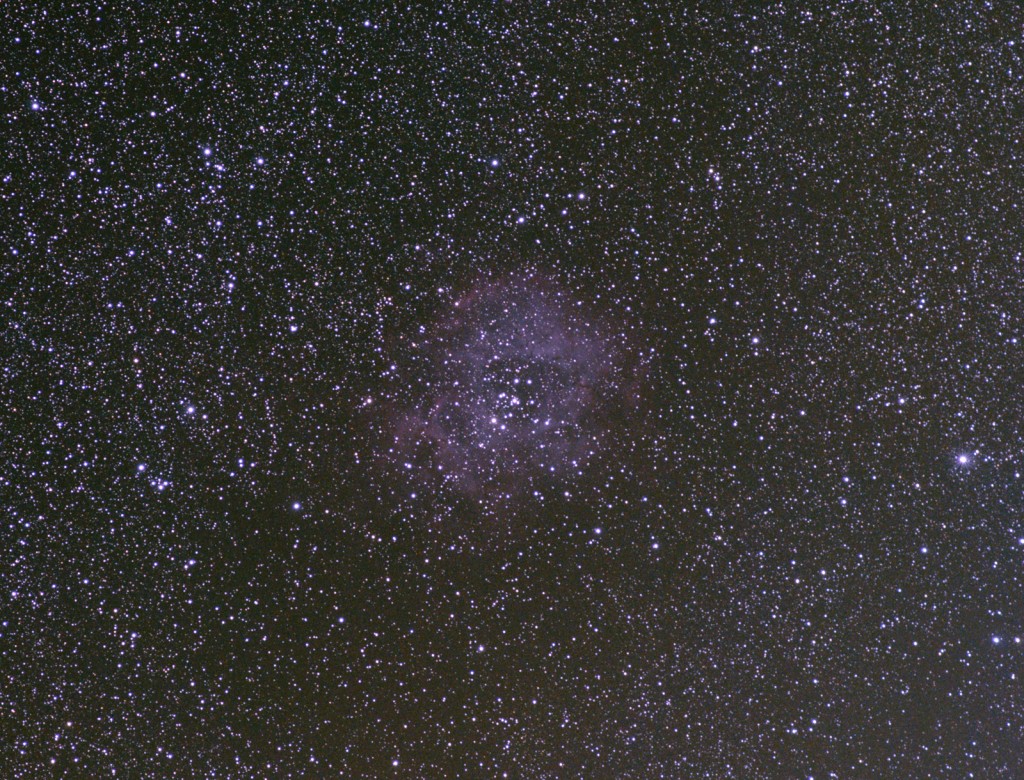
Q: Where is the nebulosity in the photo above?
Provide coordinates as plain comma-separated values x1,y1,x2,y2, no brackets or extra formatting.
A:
377,269,645,504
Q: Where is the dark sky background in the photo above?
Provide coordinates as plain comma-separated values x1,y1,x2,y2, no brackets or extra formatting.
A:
5,2,1024,777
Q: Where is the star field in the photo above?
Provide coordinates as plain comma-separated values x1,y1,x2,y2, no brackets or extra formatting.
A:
5,2,1024,778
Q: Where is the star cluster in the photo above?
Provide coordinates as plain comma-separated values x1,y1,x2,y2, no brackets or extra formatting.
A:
5,2,1024,778
372,269,648,513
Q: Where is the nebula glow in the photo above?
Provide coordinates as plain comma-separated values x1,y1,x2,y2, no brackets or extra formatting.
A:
375,269,647,506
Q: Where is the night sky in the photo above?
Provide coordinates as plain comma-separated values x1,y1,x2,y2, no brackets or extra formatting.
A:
5,2,1024,778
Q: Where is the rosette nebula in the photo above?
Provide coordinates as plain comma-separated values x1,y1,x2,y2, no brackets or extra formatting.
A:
376,270,648,505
